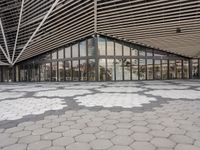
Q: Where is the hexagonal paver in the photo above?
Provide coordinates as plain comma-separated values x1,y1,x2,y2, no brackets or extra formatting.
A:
32,128,51,135
109,145,132,150
66,143,91,150
11,130,31,138
103,119,119,124
4,127,24,133
28,140,51,150
151,138,176,148
42,132,62,140
114,129,133,136
170,135,193,144
111,135,134,145
131,126,149,133
18,135,40,144
2,144,27,150
175,144,200,150
82,127,99,134
44,122,59,128
130,141,156,150
75,134,96,142
131,133,153,141
25,124,42,130
53,137,74,146
147,124,165,130
90,139,113,149
95,131,115,139
116,123,132,128
43,146,65,150
0,137,18,148
165,127,185,135
99,124,117,131
52,126,70,132
63,129,82,137
149,130,170,138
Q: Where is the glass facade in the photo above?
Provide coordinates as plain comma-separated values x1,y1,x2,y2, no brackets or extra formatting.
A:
1,35,199,82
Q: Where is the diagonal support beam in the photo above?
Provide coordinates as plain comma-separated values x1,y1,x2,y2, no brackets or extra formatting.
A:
0,18,11,63
12,0,25,63
0,44,11,63
12,0,60,65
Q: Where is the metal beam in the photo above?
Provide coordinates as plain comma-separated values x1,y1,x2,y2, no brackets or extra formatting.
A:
0,18,11,63
0,44,11,63
12,0,60,65
94,0,97,33
12,0,25,63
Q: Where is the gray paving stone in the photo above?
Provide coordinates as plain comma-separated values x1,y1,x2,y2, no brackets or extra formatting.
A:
116,123,133,128
18,122,34,127
170,134,194,144
103,119,119,124
2,144,27,150
44,122,59,128
0,137,18,148
27,140,51,150
42,132,62,140
131,126,149,133
18,135,40,144
151,138,176,148
99,124,117,131
44,146,65,150
75,134,96,142
109,145,132,150
90,139,113,149
165,127,186,135
114,128,133,136
4,127,24,133
25,124,42,131
52,126,70,132
131,133,153,141
95,131,115,139
32,128,51,135
175,144,200,150
63,129,82,137
53,137,74,146
11,130,31,138
149,130,170,138
82,127,99,134
130,141,156,150
111,135,134,145
66,142,91,150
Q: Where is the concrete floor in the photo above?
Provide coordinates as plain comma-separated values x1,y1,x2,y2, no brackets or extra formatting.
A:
0,80,200,150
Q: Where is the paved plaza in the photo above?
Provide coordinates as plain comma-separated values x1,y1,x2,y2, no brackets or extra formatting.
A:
0,80,200,150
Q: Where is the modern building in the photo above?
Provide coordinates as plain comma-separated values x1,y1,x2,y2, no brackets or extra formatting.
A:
0,0,199,82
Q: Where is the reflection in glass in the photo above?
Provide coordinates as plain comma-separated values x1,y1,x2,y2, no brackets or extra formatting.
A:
169,60,176,79
88,59,96,81
132,59,138,80
183,60,189,79
131,46,138,56
107,39,114,56
192,59,199,79
98,37,106,55
65,47,71,58
107,59,115,81
52,51,57,60
72,60,79,81
80,60,87,81
99,59,106,81
139,50,145,56
124,45,130,56
146,49,153,56
65,61,72,81
139,59,146,80
147,59,153,80
115,42,122,56
58,62,64,81
20,66,25,81
176,60,182,79
45,63,51,81
124,59,131,80
115,59,123,80
52,62,57,81
154,60,161,80
72,44,79,58
58,49,64,59
88,38,95,57
40,64,45,81
80,41,86,57
162,60,168,80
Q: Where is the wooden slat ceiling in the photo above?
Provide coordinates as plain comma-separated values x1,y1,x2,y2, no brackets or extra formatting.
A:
0,0,200,63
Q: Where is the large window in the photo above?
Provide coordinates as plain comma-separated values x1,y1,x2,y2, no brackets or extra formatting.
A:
99,59,106,81
65,47,71,58
107,59,115,80
80,40,86,57
58,49,64,59
72,60,79,81
147,59,153,80
169,60,176,79
80,60,87,81
65,61,72,81
107,39,114,56
192,59,199,79
52,62,57,81
98,37,106,55
88,59,96,81
115,42,122,56
139,59,146,80
154,60,161,80
72,44,79,58
132,59,138,80
115,59,123,80
124,59,131,80
124,45,130,56
88,38,95,57
45,63,51,81
176,60,182,79
58,62,64,81
162,60,168,80
183,60,189,79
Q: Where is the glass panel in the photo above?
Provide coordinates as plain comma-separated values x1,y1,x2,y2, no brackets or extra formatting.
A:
139,49,146,56
35,64,40,82
124,59,131,80
65,47,71,58
30,64,35,82
99,59,106,81
72,60,79,81
40,64,45,81
147,49,153,56
132,59,138,80
88,59,96,81
176,60,182,79
52,51,57,60
58,49,64,59
131,46,138,56
139,59,146,80
65,61,72,81
183,60,189,79
20,66,25,81
80,60,87,81
115,42,122,56
98,37,106,55
52,62,57,81
169,60,176,79
123,45,130,56
107,38,114,56
192,59,199,79
15,65,19,82
162,60,168,80
88,38,95,57
45,63,51,81
80,40,86,57
147,59,153,80
58,62,64,81
154,60,161,80
72,44,79,58
115,59,123,80
107,59,115,81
